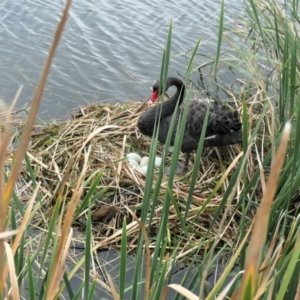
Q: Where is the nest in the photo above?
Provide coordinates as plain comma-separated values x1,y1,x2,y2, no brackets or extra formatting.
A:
8,101,267,252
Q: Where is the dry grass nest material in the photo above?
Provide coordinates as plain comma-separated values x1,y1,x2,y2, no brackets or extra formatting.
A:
9,100,268,251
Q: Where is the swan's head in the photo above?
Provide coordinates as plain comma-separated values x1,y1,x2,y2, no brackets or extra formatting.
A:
149,80,160,104
149,90,158,104
148,77,183,104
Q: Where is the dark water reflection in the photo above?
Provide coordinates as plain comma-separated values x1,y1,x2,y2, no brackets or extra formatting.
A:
65,248,234,299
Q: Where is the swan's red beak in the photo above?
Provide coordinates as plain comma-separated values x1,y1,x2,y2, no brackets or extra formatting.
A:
149,90,158,104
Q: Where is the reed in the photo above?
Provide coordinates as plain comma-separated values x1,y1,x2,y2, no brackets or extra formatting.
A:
1,0,300,298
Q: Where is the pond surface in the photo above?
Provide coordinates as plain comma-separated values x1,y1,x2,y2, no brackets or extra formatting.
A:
0,0,243,120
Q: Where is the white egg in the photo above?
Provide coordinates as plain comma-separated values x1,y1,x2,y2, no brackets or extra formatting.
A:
155,157,162,167
126,152,141,163
128,159,139,168
167,146,174,153
136,165,147,176
140,156,149,167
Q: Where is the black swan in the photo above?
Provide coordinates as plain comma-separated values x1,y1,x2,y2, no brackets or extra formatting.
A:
138,77,242,174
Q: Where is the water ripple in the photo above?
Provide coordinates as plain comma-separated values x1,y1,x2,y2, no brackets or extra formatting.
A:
0,0,242,119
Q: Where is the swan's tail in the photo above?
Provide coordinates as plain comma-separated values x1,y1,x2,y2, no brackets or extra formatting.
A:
227,110,242,131
215,110,242,134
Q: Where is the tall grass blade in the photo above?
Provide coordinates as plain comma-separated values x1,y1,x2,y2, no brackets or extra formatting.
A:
72,281,85,300
248,0,268,55
276,233,300,300
206,222,253,299
27,254,35,300
75,172,103,219
84,197,92,299
87,279,97,300
63,272,75,299
214,0,224,76
46,146,91,299
120,218,127,300
240,122,291,297
131,20,174,300
4,242,19,300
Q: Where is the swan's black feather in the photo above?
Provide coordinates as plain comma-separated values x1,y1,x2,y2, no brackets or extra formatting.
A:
138,77,241,152
137,77,242,174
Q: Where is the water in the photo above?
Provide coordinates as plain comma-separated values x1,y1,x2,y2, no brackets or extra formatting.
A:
1,1,245,297
20,228,236,299
0,0,244,120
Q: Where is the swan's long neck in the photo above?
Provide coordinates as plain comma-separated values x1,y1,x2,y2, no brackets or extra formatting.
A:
159,77,185,117
138,77,185,137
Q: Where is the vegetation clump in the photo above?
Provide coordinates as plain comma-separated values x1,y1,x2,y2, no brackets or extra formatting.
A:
12,99,249,249
1,0,300,298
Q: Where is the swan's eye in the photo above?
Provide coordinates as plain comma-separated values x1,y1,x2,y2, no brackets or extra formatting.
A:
149,90,159,104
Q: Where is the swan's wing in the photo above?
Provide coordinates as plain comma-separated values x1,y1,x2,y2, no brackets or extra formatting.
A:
186,101,216,136
211,108,241,134
187,102,241,137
